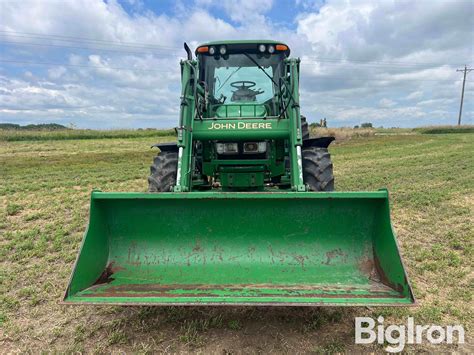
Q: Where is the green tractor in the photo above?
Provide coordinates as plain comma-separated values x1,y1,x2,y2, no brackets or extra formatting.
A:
64,40,414,306
148,41,333,194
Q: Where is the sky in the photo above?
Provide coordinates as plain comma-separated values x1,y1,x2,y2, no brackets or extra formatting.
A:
0,0,473,129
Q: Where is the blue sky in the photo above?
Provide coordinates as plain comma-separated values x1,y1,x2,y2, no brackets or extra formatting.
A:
117,0,310,29
0,0,472,128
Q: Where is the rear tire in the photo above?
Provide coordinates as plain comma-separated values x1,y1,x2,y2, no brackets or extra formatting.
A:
302,147,334,191
148,151,178,192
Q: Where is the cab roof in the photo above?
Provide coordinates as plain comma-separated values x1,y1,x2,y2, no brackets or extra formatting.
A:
199,40,284,46
195,40,290,56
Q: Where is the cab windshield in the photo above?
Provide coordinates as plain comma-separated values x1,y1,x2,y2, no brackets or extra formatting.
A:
200,53,284,106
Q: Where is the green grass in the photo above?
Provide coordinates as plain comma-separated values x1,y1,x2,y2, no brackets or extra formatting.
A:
6,203,22,216
312,341,345,354
0,129,472,352
416,125,474,134
0,128,175,141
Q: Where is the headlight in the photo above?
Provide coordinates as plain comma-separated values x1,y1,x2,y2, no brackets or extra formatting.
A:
216,142,238,154
243,142,267,153
219,45,227,55
209,46,216,55
268,45,275,54
258,44,266,53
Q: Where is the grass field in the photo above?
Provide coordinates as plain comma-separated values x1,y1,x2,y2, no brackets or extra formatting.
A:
0,128,175,142
1,129,472,352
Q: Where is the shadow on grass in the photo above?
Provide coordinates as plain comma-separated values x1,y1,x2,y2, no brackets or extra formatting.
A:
80,305,359,350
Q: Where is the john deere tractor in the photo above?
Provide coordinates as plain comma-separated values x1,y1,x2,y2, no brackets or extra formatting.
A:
64,41,414,306
148,41,333,194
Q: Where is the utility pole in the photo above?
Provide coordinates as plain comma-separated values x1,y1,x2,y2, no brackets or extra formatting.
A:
456,65,473,125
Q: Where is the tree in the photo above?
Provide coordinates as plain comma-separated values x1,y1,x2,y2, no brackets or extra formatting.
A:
361,122,373,128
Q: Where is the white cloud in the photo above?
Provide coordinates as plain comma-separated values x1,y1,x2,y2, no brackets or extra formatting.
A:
296,0,472,60
379,98,396,108
48,66,67,80
405,90,423,100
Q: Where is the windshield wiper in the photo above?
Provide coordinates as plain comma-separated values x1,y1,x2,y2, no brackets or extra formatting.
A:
242,53,296,118
243,53,278,87
216,67,242,93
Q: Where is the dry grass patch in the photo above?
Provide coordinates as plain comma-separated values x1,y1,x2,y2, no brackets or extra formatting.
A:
310,126,376,142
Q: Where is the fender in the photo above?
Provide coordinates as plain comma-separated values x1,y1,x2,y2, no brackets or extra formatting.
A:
302,136,335,149
151,142,179,152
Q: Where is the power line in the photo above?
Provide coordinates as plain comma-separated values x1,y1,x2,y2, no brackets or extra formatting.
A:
301,56,459,67
300,60,458,69
5,40,450,68
1,31,462,68
1,42,453,70
0,59,175,72
0,30,181,50
456,65,473,125
3,41,437,68
0,31,465,68
299,74,456,82
0,59,454,82
0,40,181,56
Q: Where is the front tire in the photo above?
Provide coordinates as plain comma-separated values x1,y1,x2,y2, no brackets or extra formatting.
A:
302,147,334,191
148,151,178,192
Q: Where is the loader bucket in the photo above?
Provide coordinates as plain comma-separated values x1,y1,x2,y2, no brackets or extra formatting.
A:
64,190,414,306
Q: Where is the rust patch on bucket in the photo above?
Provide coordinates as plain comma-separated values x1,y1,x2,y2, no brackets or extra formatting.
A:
81,282,404,299
373,254,404,294
324,248,347,265
93,262,124,285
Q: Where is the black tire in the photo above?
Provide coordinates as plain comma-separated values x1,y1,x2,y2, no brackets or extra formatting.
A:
301,116,310,140
302,147,334,191
148,151,178,192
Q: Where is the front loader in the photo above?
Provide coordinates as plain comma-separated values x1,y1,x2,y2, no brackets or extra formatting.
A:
64,40,414,306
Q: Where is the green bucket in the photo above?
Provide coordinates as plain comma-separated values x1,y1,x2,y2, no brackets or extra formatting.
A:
64,190,414,306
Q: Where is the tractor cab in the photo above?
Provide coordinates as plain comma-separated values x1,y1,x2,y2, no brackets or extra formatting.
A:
195,41,290,118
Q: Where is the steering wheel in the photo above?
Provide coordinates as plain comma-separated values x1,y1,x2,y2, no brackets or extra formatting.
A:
230,81,256,89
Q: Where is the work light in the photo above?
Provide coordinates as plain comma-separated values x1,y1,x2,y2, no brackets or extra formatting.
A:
216,142,238,154
243,142,267,153
258,44,266,53
219,45,227,55
209,46,216,55
268,45,275,54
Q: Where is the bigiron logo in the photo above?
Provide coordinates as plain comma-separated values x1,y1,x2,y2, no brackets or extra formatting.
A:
355,316,465,353
209,122,272,130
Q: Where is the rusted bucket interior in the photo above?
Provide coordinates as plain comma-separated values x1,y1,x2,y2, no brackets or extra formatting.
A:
64,192,414,305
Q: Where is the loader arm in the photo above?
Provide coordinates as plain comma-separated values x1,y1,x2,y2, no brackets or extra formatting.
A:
174,59,197,192
286,58,305,191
